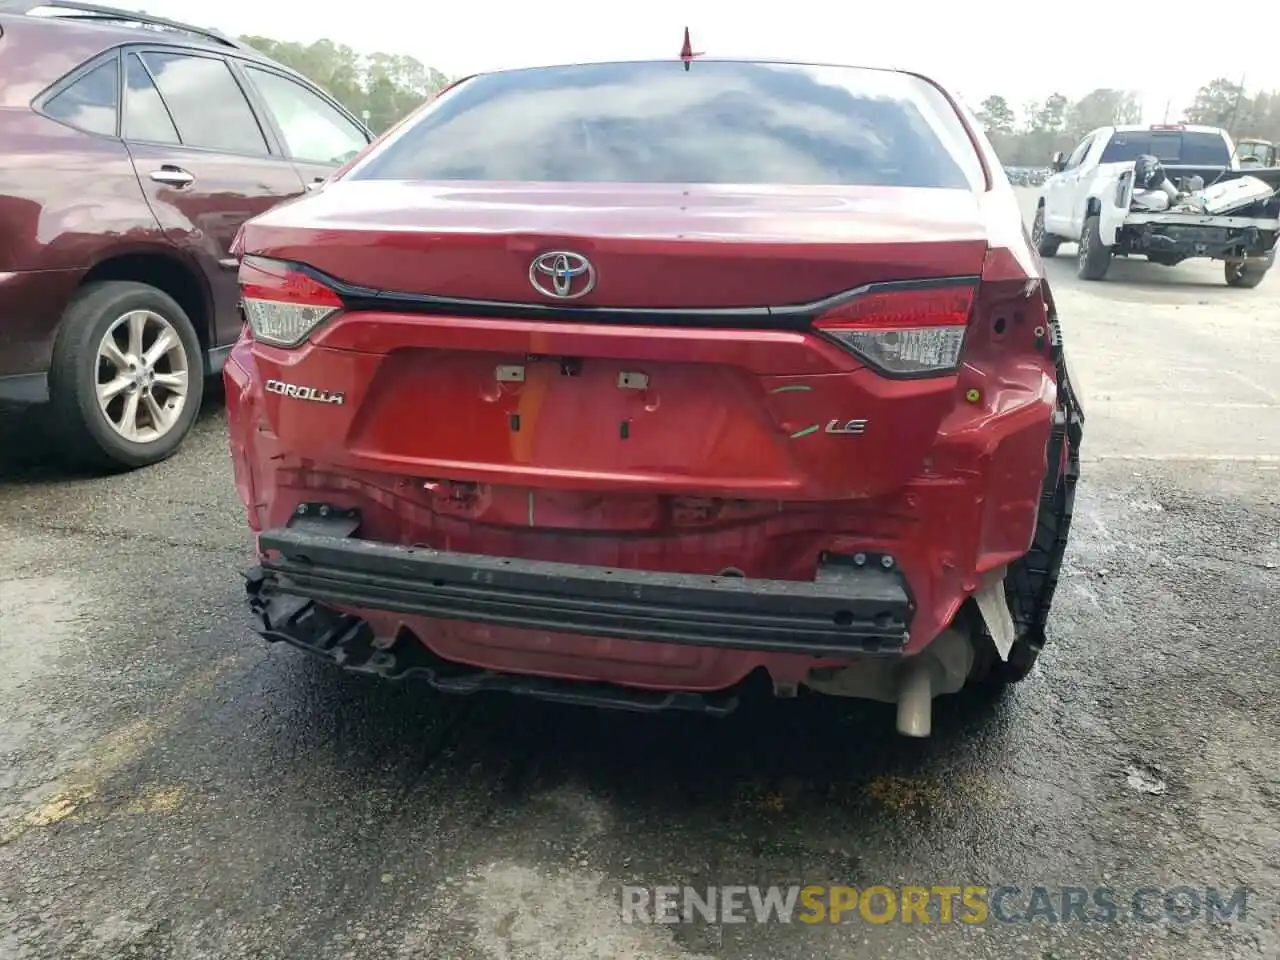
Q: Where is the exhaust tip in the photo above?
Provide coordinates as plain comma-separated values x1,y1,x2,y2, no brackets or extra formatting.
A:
896,661,933,738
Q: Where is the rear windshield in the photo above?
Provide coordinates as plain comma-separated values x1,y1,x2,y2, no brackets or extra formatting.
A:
1099,130,1230,166
351,61,984,190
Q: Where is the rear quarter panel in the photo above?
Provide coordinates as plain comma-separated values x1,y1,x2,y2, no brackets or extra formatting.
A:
0,109,157,375
0,109,157,273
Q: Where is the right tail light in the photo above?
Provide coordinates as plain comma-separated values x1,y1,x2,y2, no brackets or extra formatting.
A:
812,283,976,376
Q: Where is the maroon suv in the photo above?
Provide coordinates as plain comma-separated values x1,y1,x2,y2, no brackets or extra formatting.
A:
0,0,373,468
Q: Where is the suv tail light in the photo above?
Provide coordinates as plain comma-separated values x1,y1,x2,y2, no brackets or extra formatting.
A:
812,283,976,376
239,257,343,347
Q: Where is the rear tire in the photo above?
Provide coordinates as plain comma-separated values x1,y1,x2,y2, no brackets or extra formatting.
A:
1076,215,1112,280
970,633,1042,687
1032,204,1061,257
48,281,205,471
1224,260,1269,288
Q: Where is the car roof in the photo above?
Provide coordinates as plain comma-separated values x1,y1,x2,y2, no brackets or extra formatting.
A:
0,1,325,108
0,0,259,52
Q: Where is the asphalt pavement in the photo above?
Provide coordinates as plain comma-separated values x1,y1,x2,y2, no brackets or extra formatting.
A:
0,188,1277,959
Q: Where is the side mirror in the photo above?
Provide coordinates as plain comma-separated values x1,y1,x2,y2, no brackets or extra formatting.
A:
1050,152,1067,173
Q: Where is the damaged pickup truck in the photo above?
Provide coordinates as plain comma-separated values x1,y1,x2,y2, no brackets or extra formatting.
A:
1034,123,1280,286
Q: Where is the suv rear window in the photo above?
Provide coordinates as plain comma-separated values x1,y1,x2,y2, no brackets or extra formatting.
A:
351,61,983,189
43,58,119,136
1099,131,1230,166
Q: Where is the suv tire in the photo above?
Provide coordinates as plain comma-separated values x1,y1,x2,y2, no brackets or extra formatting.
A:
1076,215,1112,281
1224,260,1269,288
1031,204,1061,257
48,281,205,471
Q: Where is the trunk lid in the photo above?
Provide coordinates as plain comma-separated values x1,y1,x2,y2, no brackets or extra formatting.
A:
243,181,991,308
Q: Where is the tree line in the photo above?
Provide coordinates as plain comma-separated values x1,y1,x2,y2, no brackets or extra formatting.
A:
233,38,1280,167
974,79,1280,166
240,35,453,133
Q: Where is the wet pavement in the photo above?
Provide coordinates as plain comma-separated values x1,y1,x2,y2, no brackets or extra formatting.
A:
0,190,1277,958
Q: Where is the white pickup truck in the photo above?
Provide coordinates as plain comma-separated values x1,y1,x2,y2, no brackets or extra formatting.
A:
1033,124,1280,287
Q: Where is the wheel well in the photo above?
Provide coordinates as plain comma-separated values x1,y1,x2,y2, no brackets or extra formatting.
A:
80,253,211,353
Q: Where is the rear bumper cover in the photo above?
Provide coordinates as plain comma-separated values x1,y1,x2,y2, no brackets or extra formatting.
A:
251,505,914,659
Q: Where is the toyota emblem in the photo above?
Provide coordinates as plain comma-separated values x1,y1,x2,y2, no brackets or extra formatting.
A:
529,251,596,300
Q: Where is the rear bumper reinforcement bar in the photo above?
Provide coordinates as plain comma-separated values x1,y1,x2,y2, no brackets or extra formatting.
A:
251,506,914,658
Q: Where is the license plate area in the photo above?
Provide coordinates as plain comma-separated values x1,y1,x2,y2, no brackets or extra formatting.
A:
347,350,789,486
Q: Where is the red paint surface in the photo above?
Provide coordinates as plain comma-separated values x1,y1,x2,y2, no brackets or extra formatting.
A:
227,153,1061,692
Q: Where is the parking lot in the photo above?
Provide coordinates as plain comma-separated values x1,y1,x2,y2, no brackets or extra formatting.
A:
0,188,1277,959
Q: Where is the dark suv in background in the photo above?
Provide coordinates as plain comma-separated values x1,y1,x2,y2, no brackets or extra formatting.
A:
0,0,373,469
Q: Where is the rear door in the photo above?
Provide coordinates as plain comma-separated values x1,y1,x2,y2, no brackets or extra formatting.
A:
122,47,308,347
235,64,372,190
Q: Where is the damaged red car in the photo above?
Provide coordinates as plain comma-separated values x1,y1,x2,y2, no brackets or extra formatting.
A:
225,58,1084,737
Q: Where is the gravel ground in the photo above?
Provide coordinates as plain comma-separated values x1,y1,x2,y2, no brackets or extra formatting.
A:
0,188,1276,959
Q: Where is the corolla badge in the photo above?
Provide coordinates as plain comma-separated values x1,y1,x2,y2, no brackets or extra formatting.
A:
265,379,345,405
529,251,596,300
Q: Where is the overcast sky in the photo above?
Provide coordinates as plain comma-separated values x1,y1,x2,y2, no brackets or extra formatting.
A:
134,0,1280,124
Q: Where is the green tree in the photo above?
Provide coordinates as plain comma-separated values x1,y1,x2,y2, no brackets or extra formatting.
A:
1248,91,1280,142
364,53,451,131
976,95,1017,136
239,36,452,132
1066,88,1141,138
1184,78,1250,131
1033,93,1070,133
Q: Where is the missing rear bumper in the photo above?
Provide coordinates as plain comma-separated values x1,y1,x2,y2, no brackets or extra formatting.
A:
252,508,914,658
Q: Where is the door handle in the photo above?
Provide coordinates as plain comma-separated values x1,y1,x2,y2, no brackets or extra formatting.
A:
305,177,326,191
150,166,195,187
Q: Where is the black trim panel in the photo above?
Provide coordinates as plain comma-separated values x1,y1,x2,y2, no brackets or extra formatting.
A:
0,372,49,404
242,254,981,331
205,344,232,374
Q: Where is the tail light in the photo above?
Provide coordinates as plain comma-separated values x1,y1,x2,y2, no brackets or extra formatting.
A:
813,283,976,376
238,257,342,348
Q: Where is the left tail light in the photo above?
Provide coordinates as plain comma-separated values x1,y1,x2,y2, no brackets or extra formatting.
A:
239,257,343,348
813,282,976,376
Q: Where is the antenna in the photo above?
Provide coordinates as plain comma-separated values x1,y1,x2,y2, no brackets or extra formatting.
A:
679,27,703,71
